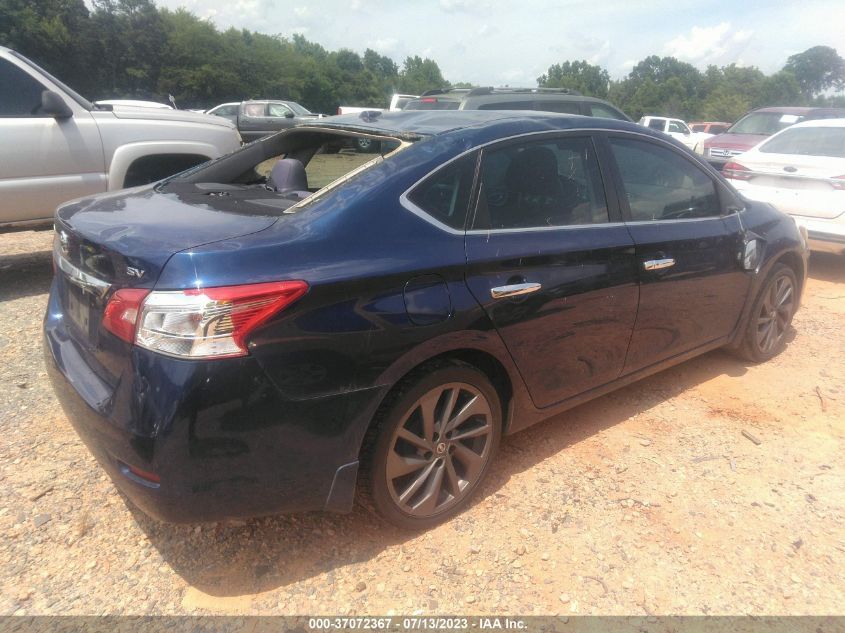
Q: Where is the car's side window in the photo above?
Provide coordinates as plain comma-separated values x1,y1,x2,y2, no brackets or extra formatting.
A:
0,59,48,118
647,119,665,131
268,103,293,117
609,137,721,221
590,104,626,120
243,103,265,117
407,153,477,230
473,137,608,230
217,105,237,116
535,101,581,115
667,120,686,134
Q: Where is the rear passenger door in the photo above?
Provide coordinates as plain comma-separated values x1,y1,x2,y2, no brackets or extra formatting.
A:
602,134,750,373
464,133,639,408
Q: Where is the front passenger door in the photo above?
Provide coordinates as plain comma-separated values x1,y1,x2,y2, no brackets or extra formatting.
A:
604,135,750,373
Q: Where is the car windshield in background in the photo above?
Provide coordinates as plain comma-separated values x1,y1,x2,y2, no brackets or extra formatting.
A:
760,127,845,158
288,102,312,115
404,98,460,110
728,112,804,135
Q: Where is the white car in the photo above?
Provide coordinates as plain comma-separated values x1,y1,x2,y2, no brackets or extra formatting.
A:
0,47,242,230
639,116,712,154
723,118,845,254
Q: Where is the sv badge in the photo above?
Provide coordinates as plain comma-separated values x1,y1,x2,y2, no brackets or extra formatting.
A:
126,266,145,278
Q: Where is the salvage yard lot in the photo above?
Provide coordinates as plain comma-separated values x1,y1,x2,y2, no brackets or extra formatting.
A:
0,230,843,615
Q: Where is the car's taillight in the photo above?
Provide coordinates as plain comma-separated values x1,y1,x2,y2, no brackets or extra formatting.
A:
102,288,151,343
104,281,307,358
723,161,752,180
832,175,845,190
421,97,438,103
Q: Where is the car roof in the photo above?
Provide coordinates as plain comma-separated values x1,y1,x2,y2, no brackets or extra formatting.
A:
305,110,646,138
752,106,845,115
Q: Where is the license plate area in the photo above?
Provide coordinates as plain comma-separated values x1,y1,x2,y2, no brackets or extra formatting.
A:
65,283,95,338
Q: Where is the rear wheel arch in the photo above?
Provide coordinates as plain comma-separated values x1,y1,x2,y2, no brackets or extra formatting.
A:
122,153,210,188
362,349,515,453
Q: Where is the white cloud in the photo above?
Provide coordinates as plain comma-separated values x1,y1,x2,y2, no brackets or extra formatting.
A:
293,6,310,17
439,0,489,13
664,22,754,65
367,37,399,55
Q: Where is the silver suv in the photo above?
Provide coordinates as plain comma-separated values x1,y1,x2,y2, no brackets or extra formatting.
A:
403,87,631,121
0,47,242,231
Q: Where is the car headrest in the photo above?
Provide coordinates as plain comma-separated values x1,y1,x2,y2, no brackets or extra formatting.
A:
268,158,309,194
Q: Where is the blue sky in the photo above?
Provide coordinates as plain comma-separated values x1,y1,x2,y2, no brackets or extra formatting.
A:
154,0,845,86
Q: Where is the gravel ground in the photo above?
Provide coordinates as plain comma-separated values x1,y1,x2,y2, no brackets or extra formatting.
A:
1,229,843,616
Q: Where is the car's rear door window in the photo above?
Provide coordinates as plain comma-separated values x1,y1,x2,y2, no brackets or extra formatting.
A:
407,153,478,230
473,136,608,230
609,137,720,221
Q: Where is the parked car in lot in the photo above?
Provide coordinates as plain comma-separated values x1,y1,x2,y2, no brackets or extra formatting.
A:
44,110,808,529
0,47,242,231
703,106,845,170
723,118,845,254
638,116,711,153
690,121,731,135
236,99,324,142
336,93,419,151
204,101,240,123
404,87,631,121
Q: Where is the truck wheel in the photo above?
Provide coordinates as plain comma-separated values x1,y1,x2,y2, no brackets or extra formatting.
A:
355,138,381,153
122,154,209,188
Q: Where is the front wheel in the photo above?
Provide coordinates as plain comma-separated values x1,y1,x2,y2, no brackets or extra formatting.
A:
360,362,501,529
736,263,797,362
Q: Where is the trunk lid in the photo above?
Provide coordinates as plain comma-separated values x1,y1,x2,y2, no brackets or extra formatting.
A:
735,153,845,219
53,184,282,353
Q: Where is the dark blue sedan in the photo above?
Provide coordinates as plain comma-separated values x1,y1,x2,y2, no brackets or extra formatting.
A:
44,111,809,529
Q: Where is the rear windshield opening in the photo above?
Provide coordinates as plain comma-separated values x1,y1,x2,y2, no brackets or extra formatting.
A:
159,130,409,215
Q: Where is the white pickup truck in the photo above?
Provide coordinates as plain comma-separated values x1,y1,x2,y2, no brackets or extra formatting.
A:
0,47,242,230
638,116,712,154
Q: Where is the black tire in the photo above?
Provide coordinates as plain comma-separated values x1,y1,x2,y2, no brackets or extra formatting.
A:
736,263,798,363
359,361,501,530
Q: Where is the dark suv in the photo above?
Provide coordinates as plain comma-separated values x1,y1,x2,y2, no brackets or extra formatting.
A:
404,87,631,121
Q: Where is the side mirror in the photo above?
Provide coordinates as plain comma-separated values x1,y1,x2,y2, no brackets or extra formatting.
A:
41,91,73,119
284,111,295,118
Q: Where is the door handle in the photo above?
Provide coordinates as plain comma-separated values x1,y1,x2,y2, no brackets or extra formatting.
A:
643,257,675,271
490,282,542,299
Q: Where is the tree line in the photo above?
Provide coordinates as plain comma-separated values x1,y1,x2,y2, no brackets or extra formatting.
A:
2,0,843,121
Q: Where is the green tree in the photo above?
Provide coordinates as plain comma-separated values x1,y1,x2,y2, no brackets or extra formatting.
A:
537,60,609,98
784,45,845,98
397,56,448,95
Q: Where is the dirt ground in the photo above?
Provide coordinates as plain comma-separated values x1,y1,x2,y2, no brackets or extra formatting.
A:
0,229,843,616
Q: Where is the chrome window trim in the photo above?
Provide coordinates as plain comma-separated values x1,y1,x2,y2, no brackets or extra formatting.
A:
399,126,715,235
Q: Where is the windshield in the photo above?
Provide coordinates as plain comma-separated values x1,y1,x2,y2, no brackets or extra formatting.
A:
760,127,845,158
404,99,460,110
288,102,312,115
728,112,805,136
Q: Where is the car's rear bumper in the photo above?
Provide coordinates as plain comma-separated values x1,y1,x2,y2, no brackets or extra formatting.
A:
43,282,379,523
792,217,845,255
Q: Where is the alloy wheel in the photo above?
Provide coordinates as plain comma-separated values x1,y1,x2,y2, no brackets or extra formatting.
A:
755,273,794,354
385,382,494,518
